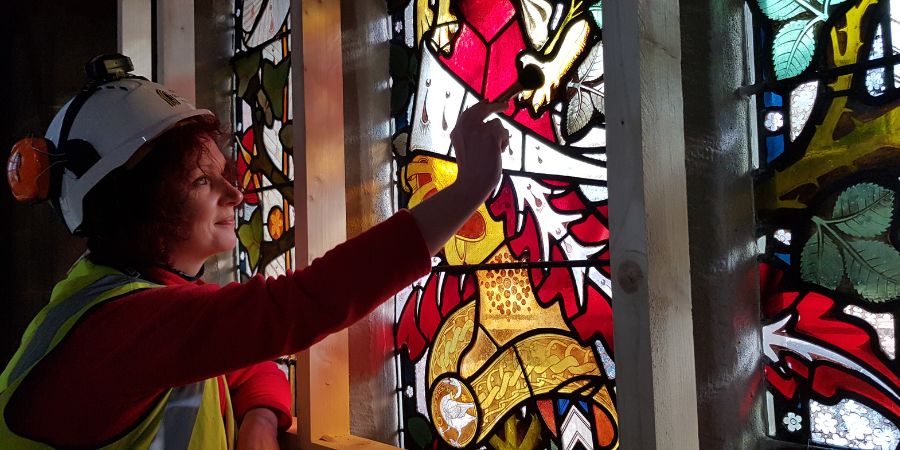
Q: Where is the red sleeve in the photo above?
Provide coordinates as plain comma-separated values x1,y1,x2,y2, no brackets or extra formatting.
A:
226,362,292,430
8,210,430,447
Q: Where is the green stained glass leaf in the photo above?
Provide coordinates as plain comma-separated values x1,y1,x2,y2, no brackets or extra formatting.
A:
756,0,808,21
238,207,264,269
844,239,900,302
588,1,603,28
256,88,274,128
800,229,844,289
243,74,262,105
234,50,262,98
391,80,412,115
280,120,293,154
831,183,894,238
262,58,291,121
406,416,433,449
772,18,818,79
390,42,411,77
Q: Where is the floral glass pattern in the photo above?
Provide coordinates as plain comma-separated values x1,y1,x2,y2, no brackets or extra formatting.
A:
749,0,900,446
389,1,617,449
232,0,294,280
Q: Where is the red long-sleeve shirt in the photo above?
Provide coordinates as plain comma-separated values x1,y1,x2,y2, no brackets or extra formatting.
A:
6,210,431,448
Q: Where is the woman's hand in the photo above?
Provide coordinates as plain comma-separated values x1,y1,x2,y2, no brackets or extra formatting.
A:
450,101,509,202
236,407,280,450
410,101,508,256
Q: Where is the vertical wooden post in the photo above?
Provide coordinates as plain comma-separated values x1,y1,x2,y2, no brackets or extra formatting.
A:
604,0,700,448
117,0,153,78
291,0,352,448
156,0,196,103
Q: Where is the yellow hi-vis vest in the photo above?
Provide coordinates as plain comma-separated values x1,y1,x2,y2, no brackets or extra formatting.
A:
0,258,236,449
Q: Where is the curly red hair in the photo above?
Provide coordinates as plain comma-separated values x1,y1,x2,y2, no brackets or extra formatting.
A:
80,115,237,269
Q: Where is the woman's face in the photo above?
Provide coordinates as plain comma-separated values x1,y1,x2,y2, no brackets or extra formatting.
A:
166,138,243,272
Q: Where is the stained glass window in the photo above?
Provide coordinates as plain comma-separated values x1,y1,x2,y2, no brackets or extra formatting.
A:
749,0,900,447
388,1,617,449
232,0,294,281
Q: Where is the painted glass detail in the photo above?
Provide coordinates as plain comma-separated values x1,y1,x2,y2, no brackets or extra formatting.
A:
233,0,294,280
389,0,616,449
750,0,900,446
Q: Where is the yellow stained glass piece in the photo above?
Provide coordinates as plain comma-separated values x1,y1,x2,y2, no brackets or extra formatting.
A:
516,333,602,394
459,325,498,379
469,347,531,442
757,0,900,212
402,155,504,265
428,301,476,385
475,247,570,346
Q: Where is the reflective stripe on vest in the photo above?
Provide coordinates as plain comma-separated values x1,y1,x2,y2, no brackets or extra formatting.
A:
8,274,131,382
150,381,205,450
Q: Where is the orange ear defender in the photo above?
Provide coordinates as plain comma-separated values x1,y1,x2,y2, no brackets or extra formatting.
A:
7,137,54,202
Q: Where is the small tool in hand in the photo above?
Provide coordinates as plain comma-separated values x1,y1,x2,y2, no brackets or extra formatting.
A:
491,64,544,103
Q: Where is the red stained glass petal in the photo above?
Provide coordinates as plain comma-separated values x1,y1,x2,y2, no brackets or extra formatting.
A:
794,292,900,389
763,292,798,320
459,0,516,42
765,365,799,400
509,209,541,262
549,190,586,212
597,204,609,220
572,282,614,348
483,21,525,102
759,263,790,318
593,404,616,447
536,399,557,437
542,178,571,188
461,273,477,301
457,211,487,239
570,214,610,244
440,273,463,316
813,366,900,421
513,107,556,142
487,177,517,237
397,290,427,361
440,24,487,94
783,354,810,378
419,273,442,340
535,245,579,314
241,129,255,156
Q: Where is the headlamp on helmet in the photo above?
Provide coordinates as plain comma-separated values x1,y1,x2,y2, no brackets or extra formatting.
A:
6,54,214,234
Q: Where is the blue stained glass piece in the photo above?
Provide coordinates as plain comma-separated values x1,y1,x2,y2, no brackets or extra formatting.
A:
775,252,790,265
557,399,571,415
766,135,785,163
764,92,783,107
576,401,590,414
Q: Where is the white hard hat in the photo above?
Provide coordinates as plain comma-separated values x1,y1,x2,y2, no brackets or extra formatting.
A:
45,77,213,233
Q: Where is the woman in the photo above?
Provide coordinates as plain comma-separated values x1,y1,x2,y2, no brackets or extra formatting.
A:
0,58,508,449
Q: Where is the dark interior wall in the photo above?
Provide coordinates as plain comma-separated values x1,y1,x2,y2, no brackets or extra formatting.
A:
0,1,117,364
